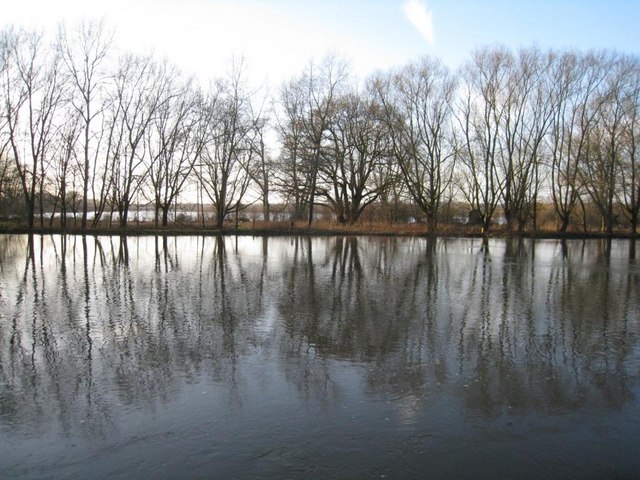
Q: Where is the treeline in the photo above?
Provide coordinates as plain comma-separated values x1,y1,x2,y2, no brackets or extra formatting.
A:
1,21,639,234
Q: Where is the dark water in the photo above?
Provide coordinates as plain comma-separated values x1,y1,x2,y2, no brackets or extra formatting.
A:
0,235,639,479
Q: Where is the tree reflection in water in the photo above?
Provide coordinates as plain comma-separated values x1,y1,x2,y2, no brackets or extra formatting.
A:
0,235,639,478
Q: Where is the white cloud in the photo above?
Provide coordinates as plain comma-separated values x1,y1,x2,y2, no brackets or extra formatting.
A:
402,0,434,46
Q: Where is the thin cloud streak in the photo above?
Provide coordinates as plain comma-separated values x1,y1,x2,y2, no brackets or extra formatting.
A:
402,0,434,46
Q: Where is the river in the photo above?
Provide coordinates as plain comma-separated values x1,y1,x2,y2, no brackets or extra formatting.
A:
0,235,639,479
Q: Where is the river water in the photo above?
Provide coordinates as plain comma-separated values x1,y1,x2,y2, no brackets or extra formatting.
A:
0,235,639,479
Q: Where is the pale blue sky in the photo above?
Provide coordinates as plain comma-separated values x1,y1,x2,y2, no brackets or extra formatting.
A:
1,0,638,84
426,0,640,66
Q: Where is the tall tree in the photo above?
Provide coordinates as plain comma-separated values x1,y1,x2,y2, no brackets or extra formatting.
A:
49,107,81,227
198,63,255,228
455,47,512,232
243,88,274,223
302,55,348,226
617,58,640,235
276,54,348,224
58,20,112,229
247,108,273,222
144,69,204,227
374,57,457,231
318,89,390,224
107,54,169,228
1,28,64,228
499,47,555,232
275,76,311,220
580,54,632,234
548,51,609,232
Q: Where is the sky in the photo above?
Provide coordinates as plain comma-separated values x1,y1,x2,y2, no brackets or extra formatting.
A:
1,0,639,87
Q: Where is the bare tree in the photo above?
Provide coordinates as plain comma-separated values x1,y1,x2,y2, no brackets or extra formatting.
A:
58,20,112,229
144,68,205,227
303,55,349,225
617,59,640,235
455,47,512,232
276,54,348,225
247,95,273,222
374,57,457,231
1,28,64,228
548,51,609,232
317,88,390,224
0,29,26,218
579,54,634,234
499,47,555,232
106,54,169,228
274,76,311,220
49,107,81,227
198,64,255,228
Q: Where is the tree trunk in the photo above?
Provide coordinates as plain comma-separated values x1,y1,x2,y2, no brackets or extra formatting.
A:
162,206,170,227
81,102,90,229
558,213,570,233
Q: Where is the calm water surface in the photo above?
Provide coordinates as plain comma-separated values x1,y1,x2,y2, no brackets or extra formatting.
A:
0,235,639,479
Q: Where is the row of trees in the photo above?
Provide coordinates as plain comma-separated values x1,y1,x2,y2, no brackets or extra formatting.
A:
1,22,639,234
0,22,265,229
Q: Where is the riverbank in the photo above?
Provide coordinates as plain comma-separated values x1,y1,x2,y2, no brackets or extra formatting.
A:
0,220,637,239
